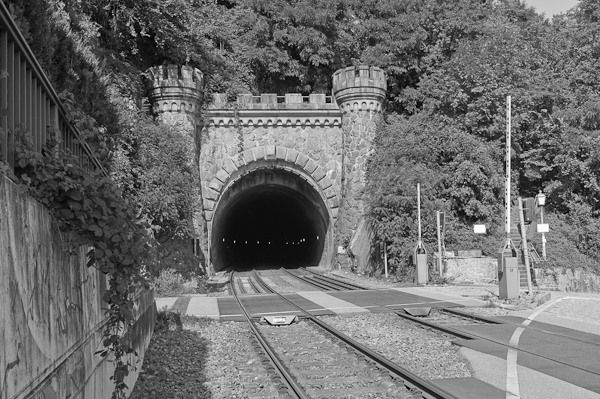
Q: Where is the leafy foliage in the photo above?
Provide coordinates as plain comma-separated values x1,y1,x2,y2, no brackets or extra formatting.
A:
13,121,151,398
6,0,600,394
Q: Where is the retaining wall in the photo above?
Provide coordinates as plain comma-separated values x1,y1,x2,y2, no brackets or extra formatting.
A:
1,175,155,399
444,257,498,284
533,267,600,292
443,252,600,293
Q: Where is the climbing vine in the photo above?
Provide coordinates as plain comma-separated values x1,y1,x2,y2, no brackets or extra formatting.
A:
7,94,153,398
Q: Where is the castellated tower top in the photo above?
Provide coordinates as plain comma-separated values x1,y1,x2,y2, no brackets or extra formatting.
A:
332,65,387,113
145,65,204,115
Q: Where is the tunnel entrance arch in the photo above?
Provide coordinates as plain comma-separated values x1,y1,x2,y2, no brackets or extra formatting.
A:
208,154,336,271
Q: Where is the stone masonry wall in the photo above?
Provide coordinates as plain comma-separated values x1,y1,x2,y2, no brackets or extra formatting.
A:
145,65,386,271
199,124,343,203
196,95,344,262
338,110,381,248
1,175,155,399
534,267,600,292
332,66,387,271
444,257,499,284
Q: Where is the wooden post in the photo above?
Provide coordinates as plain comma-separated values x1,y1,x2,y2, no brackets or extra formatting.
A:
518,197,533,293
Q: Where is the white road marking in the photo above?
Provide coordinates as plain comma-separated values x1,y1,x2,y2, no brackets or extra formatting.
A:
504,296,599,398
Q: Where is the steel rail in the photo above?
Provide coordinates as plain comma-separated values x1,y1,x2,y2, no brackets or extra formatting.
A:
229,272,309,399
300,267,369,290
284,269,351,291
248,275,265,294
252,270,461,399
300,271,364,291
287,271,600,377
280,269,334,291
234,274,247,294
442,307,503,325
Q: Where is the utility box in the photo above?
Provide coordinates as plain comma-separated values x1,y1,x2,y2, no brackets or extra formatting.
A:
498,256,519,299
414,254,428,284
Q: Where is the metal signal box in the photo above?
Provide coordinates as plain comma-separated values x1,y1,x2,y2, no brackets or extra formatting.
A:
414,254,428,284
499,256,519,299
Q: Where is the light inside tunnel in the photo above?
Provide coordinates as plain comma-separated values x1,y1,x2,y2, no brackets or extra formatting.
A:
210,169,330,271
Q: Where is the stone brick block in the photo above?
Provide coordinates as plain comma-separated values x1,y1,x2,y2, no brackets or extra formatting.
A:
275,146,287,160
261,93,277,103
312,167,326,182
285,148,300,163
265,145,276,160
213,93,228,103
295,153,309,168
215,169,229,183
208,178,223,192
203,187,219,201
237,94,253,104
331,207,339,218
285,93,303,103
305,159,318,174
253,146,266,160
223,159,238,175
318,176,333,190
309,93,326,104
328,196,340,208
203,197,215,211
324,185,337,199
242,149,255,164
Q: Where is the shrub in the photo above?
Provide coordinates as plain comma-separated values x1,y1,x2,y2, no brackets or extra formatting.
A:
151,269,197,297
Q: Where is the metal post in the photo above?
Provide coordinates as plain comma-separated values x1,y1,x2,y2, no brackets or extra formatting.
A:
540,206,547,259
518,197,533,293
437,211,443,274
501,96,517,255
505,96,511,242
417,183,422,246
384,243,388,278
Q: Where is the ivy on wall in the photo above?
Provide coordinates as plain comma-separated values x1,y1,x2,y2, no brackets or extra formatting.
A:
1,92,152,398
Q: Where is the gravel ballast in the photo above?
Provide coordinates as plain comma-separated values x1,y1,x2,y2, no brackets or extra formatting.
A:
319,313,473,381
130,315,279,399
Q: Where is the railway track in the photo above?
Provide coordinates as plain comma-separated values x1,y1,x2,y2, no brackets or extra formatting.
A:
274,268,600,380
231,270,462,399
280,268,498,336
282,268,367,291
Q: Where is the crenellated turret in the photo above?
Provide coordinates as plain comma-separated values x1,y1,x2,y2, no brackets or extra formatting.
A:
145,65,204,116
332,65,387,273
332,65,386,113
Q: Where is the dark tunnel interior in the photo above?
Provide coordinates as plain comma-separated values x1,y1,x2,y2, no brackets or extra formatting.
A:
211,170,329,271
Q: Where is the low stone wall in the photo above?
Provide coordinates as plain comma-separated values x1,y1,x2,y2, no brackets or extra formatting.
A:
443,257,498,284
442,251,600,293
533,267,600,292
1,175,155,399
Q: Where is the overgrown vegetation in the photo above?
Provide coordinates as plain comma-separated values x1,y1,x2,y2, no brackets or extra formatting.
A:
4,0,600,396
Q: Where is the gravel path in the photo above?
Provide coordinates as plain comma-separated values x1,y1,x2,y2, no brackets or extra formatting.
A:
319,313,473,381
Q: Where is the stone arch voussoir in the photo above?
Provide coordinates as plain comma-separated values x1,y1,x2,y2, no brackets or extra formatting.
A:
203,146,338,223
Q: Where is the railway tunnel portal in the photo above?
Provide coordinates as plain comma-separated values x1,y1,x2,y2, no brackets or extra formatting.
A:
145,64,387,272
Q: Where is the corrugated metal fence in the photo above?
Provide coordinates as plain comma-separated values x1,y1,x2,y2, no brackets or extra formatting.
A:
0,2,105,175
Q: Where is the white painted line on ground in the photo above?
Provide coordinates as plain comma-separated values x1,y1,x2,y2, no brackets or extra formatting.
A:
504,295,598,398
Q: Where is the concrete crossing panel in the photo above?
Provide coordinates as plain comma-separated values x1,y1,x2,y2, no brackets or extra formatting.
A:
295,291,369,314
186,297,220,319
